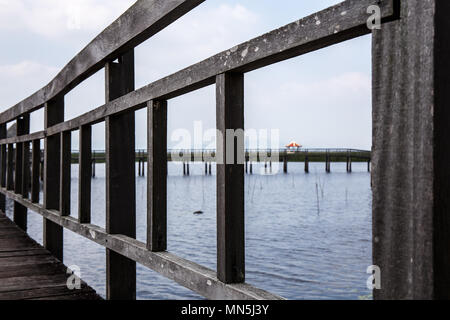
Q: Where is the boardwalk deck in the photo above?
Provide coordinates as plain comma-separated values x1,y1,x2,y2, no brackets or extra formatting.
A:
0,212,101,300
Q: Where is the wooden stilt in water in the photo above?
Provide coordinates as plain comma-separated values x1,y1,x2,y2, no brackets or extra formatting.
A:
183,162,186,176
187,163,190,176
250,162,253,175
305,155,309,173
209,163,212,175
283,156,287,174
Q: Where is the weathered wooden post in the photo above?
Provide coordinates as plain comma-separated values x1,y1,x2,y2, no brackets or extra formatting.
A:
216,72,245,283
372,0,450,299
147,100,167,253
283,156,288,174
209,162,212,175
60,131,71,217
79,125,92,223
183,162,186,176
31,141,40,203
44,95,64,261
0,124,6,212
15,115,30,231
249,162,253,175
186,162,190,176
6,144,13,190
105,50,136,300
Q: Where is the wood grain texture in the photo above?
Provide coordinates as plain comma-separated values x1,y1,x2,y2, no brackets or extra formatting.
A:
372,0,450,299
105,50,136,300
147,100,167,252
43,97,64,261
216,73,245,284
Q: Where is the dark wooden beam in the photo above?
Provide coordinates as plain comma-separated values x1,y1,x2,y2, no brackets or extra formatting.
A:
372,0,450,299
43,96,64,261
6,144,14,191
147,100,167,251
0,124,6,212
60,131,71,217
14,115,30,231
216,72,245,284
78,125,91,223
105,50,136,300
31,140,41,203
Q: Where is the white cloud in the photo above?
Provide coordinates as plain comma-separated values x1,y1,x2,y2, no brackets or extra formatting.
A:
0,60,58,107
0,0,134,37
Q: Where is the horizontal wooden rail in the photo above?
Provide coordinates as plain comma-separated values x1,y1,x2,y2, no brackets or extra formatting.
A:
0,0,396,142
0,187,282,300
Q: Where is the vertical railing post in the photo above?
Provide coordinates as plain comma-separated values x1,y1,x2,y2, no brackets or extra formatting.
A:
31,140,40,203
60,131,71,217
0,123,6,212
216,72,245,283
105,50,136,300
147,100,167,251
14,114,29,231
78,125,92,223
43,95,64,261
372,0,450,299
7,144,14,191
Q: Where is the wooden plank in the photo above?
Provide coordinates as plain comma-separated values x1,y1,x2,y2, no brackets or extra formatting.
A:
14,115,30,231
0,215,100,300
0,0,206,125
147,100,167,251
60,131,71,217
0,285,95,300
0,249,49,258
44,0,398,137
78,125,91,223
43,96,64,261
105,50,136,300
216,73,245,284
0,124,6,212
31,140,40,203
0,255,57,267
0,188,282,300
372,0,450,299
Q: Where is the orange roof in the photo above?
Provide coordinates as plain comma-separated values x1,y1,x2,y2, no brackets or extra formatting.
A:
286,142,302,148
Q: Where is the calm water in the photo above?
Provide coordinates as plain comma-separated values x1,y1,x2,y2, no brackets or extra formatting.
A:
5,162,372,300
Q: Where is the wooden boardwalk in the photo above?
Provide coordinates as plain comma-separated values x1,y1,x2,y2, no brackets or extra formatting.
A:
0,212,101,300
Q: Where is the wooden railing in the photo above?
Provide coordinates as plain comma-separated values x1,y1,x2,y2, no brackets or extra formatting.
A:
5,0,444,300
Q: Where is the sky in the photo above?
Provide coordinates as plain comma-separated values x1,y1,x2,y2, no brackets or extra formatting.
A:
0,0,372,150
